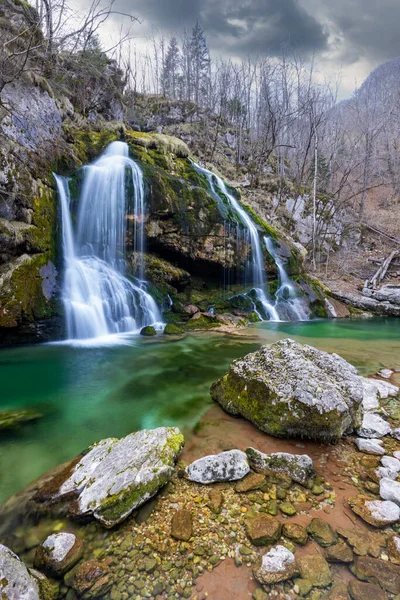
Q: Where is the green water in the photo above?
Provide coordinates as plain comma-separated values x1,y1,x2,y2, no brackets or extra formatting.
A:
0,318,399,502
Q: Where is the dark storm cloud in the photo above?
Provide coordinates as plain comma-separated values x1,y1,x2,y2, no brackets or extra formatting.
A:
130,0,328,57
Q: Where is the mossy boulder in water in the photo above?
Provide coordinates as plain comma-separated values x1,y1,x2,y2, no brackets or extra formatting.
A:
140,325,157,336
0,408,42,430
210,338,364,443
34,427,184,527
163,323,185,335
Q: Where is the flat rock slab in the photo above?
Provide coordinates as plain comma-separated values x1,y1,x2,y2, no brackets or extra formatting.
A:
170,509,193,541
185,449,249,483
211,339,364,443
0,543,51,600
245,447,315,485
41,427,184,527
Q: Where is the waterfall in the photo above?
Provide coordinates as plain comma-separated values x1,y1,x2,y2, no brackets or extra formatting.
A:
264,237,310,321
56,141,161,341
192,162,280,321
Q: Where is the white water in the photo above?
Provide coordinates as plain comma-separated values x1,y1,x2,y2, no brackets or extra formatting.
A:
192,162,280,321
264,236,310,321
56,141,162,341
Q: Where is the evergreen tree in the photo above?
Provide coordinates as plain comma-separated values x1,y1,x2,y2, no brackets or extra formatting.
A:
161,37,180,98
189,21,210,106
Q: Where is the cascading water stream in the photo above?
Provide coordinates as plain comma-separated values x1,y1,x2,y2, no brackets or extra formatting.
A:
264,236,310,321
192,161,280,321
56,141,162,341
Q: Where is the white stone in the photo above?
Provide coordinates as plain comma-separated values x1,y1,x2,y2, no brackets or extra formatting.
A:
245,448,315,484
381,456,400,472
0,544,43,600
380,477,400,507
375,466,399,480
369,377,399,398
185,450,250,484
355,438,385,455
357,413,391,438
392,428,400,441
393,451,400,460
260,545,295,573
365,500,400,524
57,427,184,527
377,369,394,379
360,378,380,411
42,533,76,563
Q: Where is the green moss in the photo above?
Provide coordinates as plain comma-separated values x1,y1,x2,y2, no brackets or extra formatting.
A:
183,315,221,331
140,325,157,336
164,323,185,335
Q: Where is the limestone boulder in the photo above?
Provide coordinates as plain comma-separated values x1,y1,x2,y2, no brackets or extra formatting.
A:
185,450,249,484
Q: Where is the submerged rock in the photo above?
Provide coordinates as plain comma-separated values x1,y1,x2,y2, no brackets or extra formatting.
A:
246,447,315,485
353,556,400,594
253,545,299,584
34,532,83,576
64,559,111,600
210,339,363,442
171,509,193,541
0,409,42,430
185,449,249,484
245,514,282,546
387,535,400,564
0,543,52,600
38,427,184,527
297,553,332,587
282,523,308,545
348,495,400,527
306,518,338,547
355,438,385,455
348,580,388,600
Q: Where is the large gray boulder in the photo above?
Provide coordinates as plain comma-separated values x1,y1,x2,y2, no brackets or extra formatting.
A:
39,427,184,527
0,544,52,600
211,339,364,442
185,450,249,483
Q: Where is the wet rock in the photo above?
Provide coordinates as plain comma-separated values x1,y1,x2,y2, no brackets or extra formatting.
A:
244,514,282,545
294,578,313,596
327,583,350,599
253,545,299,584
39,427,184,527
246,447,315,485
379,477,400,506
171,509,193,541
387,535,400,564
185,449,249,483
0,543,53,600
140,325,157,336
353,556,400,594
211,339,364,442
235,472,266,492
355,438,385,455
324,541,354,563
348,580,388,600
34,532,83,576
64,559,111,600
297,553,332,587
349,495,400,527
357,413,391,438
337,527,385,557
280,502,296,516
306,518,338,547
207,489,223,513
282,523,308,545
163,323,185,335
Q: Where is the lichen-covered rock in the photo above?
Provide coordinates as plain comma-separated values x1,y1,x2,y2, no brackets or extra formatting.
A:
185,450,249,484
282,523,308,545
41,427,184,527
379,477,400,506
34,532,83,576
0,543,52,600
211,339,364,442
170,509,193,541
355,438,385,455
353,556,400,594
349,496,400,527
246,447,315,485
348,580,388,600
297,554,332,587
245,514,282,546
253,545,299,584
306,518,338,547
357,413,391,438
64,559,111,600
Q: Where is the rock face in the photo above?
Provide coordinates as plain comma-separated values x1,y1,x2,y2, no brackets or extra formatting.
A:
185,450,249,484
211,339,364,442
0,543,52,600
39,428,184,527
245,448,315,485
253,545,299,584
348,580,388,600
34,532,83,575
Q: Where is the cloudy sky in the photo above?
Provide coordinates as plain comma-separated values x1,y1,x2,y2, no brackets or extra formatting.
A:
100,0,400,99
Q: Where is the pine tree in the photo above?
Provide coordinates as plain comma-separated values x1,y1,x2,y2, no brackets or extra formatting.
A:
161,37,180,98
189,22,210,106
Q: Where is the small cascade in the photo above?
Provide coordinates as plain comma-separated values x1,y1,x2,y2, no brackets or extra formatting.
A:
192,161,279,321
264,236,310,321
56,141,161,341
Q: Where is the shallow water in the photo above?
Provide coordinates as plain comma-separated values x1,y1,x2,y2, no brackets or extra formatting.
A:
0,318,399,502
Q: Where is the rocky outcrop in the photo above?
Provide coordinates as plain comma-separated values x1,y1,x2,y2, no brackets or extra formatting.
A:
211,339,364,442
34,427,184,527
0,543,53,600
330,288,400,317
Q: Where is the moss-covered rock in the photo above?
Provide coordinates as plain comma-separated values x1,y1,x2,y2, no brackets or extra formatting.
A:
140,325,157,337
163,323,185,335
0,408,42,430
